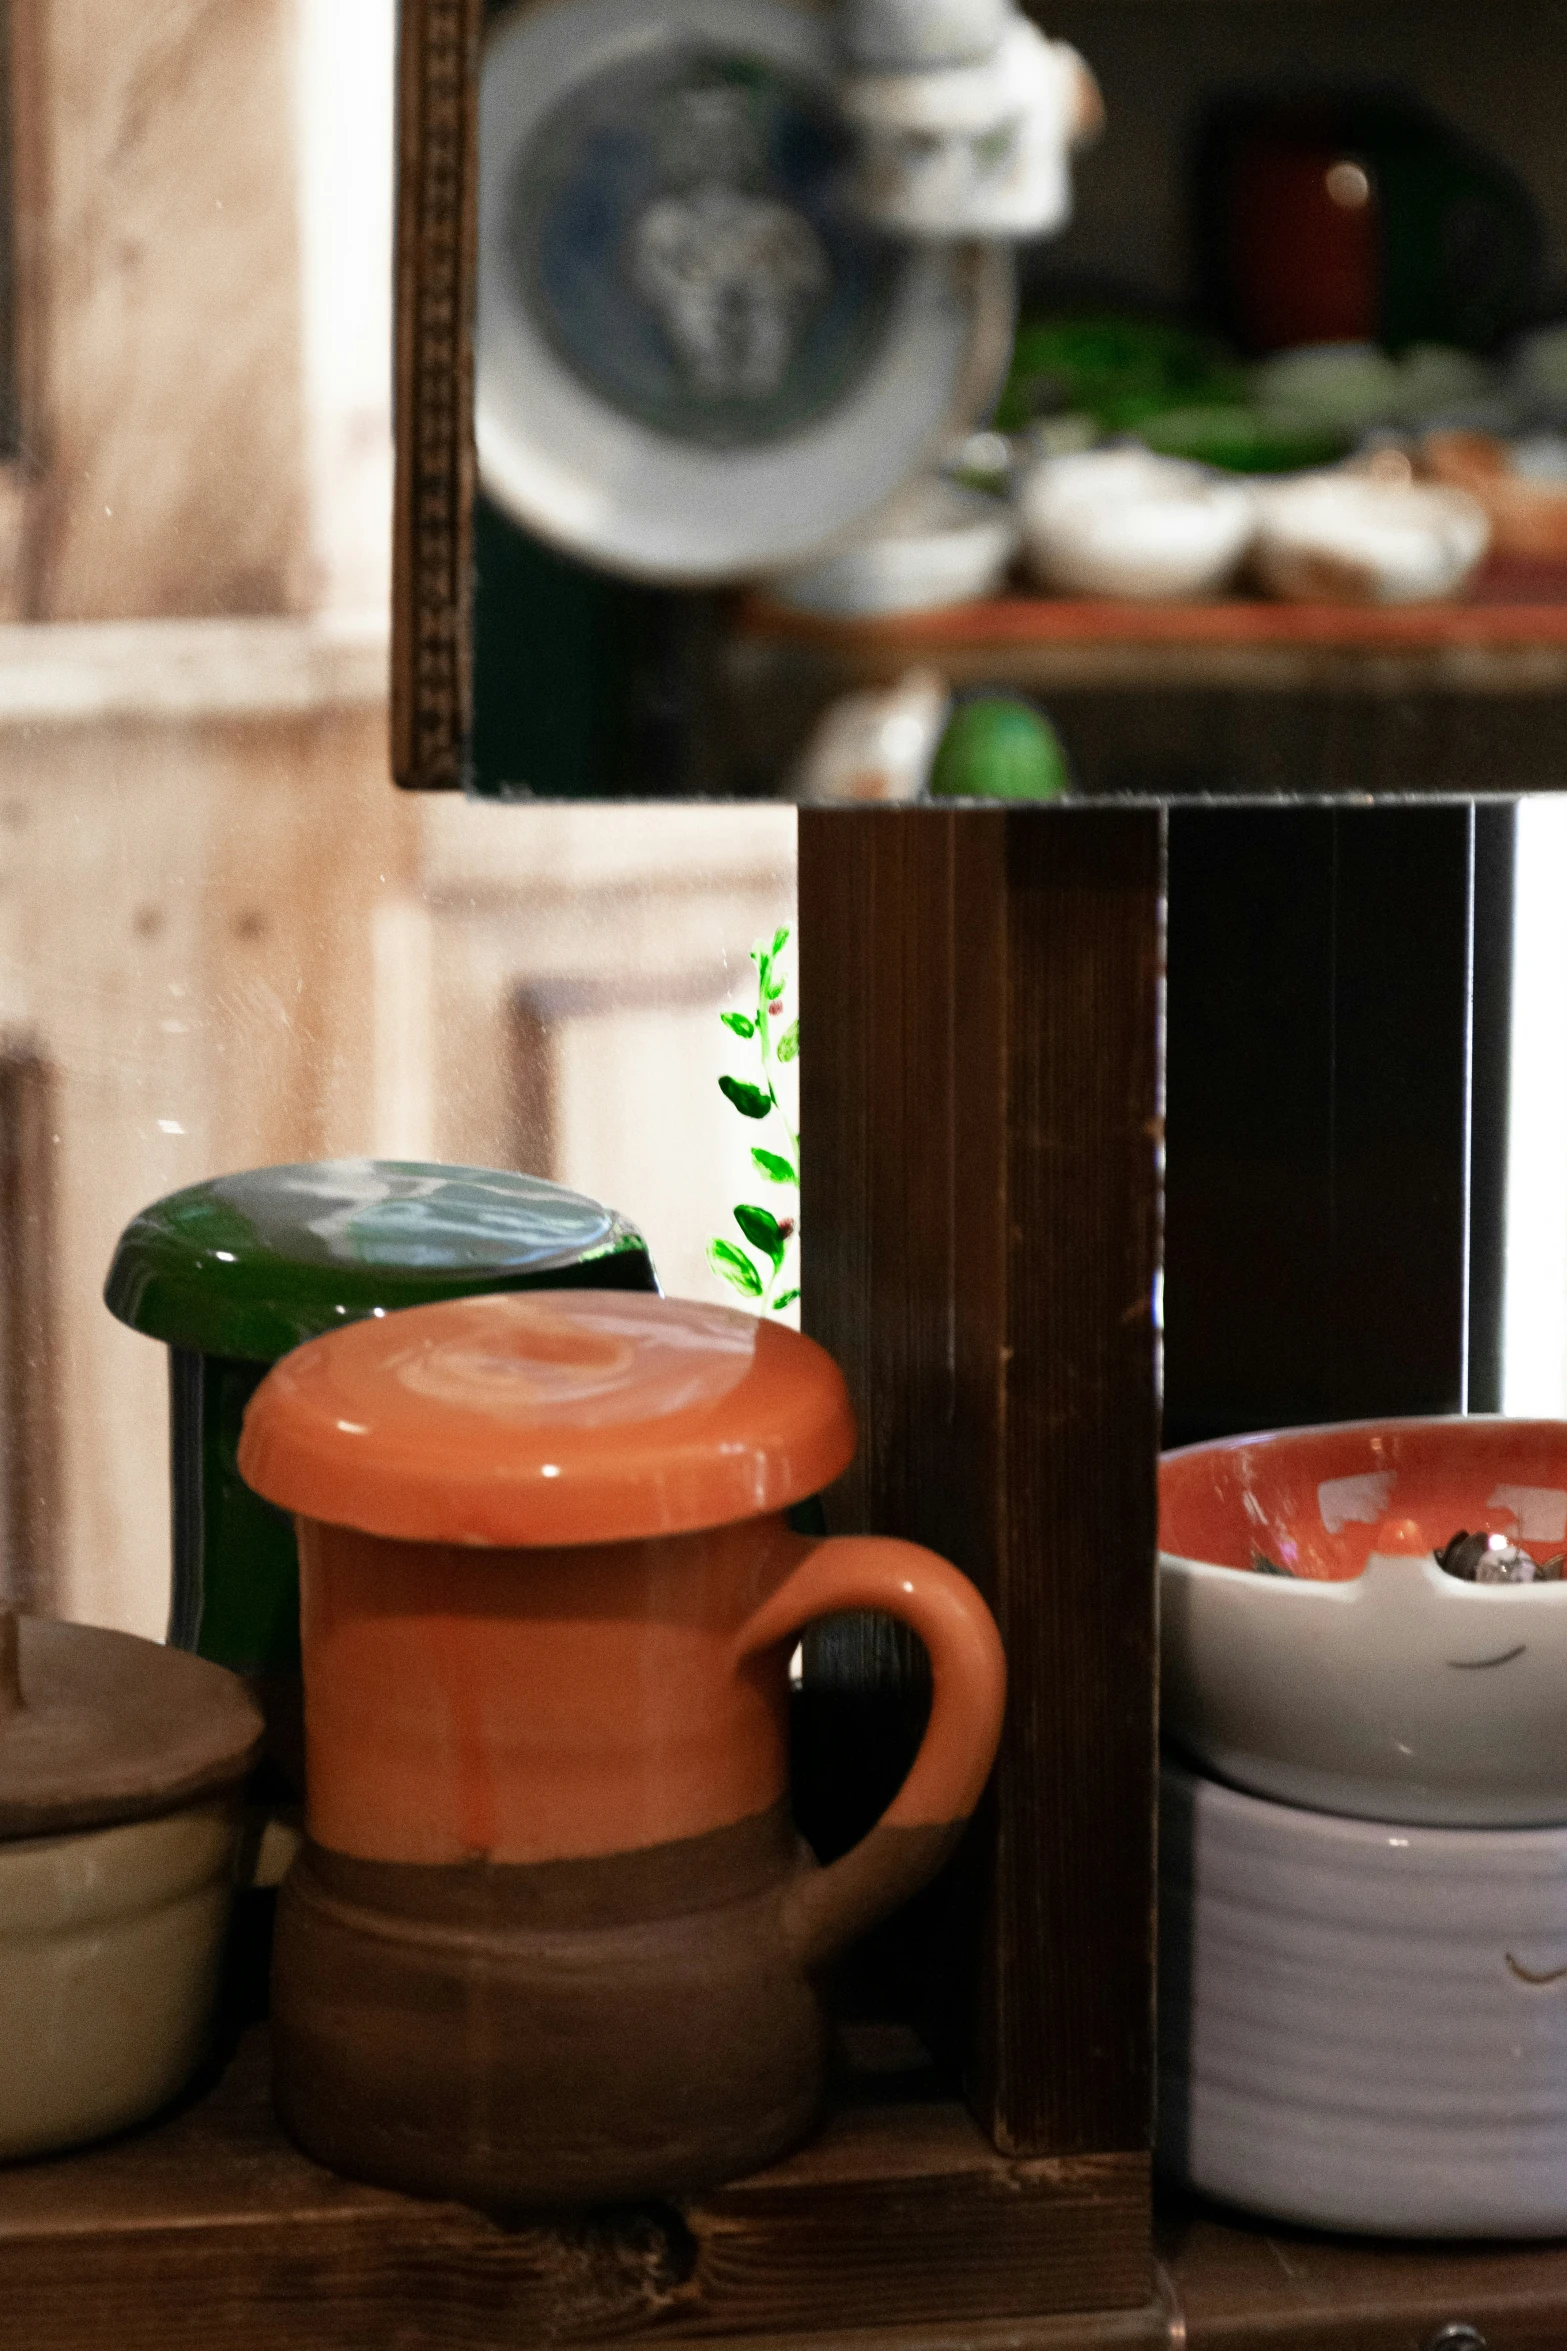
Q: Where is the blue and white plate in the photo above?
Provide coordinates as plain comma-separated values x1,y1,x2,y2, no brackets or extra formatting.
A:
478,0,1014,581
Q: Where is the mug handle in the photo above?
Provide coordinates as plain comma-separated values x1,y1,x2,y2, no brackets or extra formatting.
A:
733,1537,1006,1969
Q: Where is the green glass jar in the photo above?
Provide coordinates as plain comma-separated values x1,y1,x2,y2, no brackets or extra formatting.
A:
105,1161,657,1699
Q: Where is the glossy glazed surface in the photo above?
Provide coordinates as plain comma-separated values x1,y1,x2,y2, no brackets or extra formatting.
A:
240,1291,856,1546
106,1159,655,1360
1160,1760,1567,2235
1161,1414,1567,1580
1161,1418,1567,1824
299,1515,1005,1865
256,1289,1005,2203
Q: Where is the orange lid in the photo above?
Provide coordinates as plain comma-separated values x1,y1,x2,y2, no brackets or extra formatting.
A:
237,1291,856,1547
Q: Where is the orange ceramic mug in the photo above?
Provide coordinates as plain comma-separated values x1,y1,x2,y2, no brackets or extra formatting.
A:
239,1291,1005,2208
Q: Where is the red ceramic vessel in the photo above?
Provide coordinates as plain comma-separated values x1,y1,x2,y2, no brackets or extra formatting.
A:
240,1291,1006,2208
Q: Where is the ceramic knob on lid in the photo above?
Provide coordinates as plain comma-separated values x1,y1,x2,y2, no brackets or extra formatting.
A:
103,1162,656,1777
239,1292,1006,2207
0,1613,261,2158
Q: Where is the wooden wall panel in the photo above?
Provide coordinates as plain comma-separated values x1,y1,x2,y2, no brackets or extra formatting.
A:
30,0,311,620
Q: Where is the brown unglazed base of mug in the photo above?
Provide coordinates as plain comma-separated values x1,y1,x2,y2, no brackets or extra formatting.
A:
271,1802,831,2210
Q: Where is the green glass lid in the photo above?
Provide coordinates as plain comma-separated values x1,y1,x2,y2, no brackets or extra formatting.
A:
105,1160,656,1361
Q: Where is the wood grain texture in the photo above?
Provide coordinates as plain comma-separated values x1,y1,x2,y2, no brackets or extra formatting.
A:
392,0,481,789
1162,806,1486,1449
28,0,311,620
0,698,417,1638
0,2030,1158,2347
1162,2197,1567,2349
0,1039,56,1610
797,807,1162,2169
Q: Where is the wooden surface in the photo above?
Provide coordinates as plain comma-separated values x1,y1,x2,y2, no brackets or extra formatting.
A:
392,0,480,790
14,2030,1567,2348
1161,2197,1567,2349
798,807,1162,2167
0,2027,1157,2348
738,579,1567,701
0,1041,56,1610
1162,804,1510,1448
24,0,311,621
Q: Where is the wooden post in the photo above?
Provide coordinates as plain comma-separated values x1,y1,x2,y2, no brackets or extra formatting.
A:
1162,803,1512,1447
798,805,1163,2163
0,1042,58,1613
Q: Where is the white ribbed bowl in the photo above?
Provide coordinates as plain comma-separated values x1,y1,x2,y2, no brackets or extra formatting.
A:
1159,1760,1567,2236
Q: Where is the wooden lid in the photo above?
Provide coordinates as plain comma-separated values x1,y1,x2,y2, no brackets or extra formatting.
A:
0,1613,264,1838
238,1291,857,1547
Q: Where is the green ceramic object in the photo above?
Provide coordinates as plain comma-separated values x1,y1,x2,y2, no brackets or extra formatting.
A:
929,698,1071,803
106,1162,657,1681
1135,405,1349,475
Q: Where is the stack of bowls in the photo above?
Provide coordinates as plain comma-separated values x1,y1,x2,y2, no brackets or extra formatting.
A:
1159,1417,1567,2235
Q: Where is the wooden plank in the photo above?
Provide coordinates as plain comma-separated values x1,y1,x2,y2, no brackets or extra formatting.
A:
391,0,480,790
1162,2197,1567,2349
740,580,1567,651
1162,805,1495,1449
731,595,1567,706
0,2031,1162,2348
797,806,1162,2168
28,1,311,621
0,1038,57,1610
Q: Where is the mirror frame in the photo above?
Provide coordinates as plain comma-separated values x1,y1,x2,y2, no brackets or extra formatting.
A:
392,0,482,791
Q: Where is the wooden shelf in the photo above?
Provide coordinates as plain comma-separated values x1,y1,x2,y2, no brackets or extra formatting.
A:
737,561,1567,697
8,2027,1567,2350
0,2026,1155,2351
1158,2197,1567,2349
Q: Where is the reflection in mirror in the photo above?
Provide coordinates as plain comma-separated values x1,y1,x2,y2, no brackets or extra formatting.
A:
0,1,797,1660
451,0,1567,800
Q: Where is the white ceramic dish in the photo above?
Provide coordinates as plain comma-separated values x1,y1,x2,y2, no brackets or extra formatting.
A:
1161,1416,1567,1827
1018,447,1256,600
840,18,1100,242
1251,472,1490,603
0,1800,243,2159
1160,1759,1567,2236
477,0,1014,582
767,477,1017,616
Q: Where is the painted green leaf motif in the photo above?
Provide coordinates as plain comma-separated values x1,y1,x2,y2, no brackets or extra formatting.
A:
775,1019,799,1064
720,1076,772,1120
721,1011,756,1039
771,1287,801,1312
707,1238,763,1297
735,1204,786,1268
771,925,790,958
751,1147,796,1184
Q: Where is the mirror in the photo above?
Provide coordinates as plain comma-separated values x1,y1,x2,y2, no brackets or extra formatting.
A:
397,0,1567,801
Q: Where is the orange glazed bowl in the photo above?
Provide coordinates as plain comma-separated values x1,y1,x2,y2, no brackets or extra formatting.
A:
1159,1418,1567,1826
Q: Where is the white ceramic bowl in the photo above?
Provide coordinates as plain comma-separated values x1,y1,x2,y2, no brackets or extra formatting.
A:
0,1800,243,2158
1160,1760,1567,2236
1251,472,1490,603
1019,448,1256,600
768,478,1017,617
1161,1417,1567,1827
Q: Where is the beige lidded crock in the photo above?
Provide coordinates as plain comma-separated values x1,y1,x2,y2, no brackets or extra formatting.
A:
0,1610,261,2158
